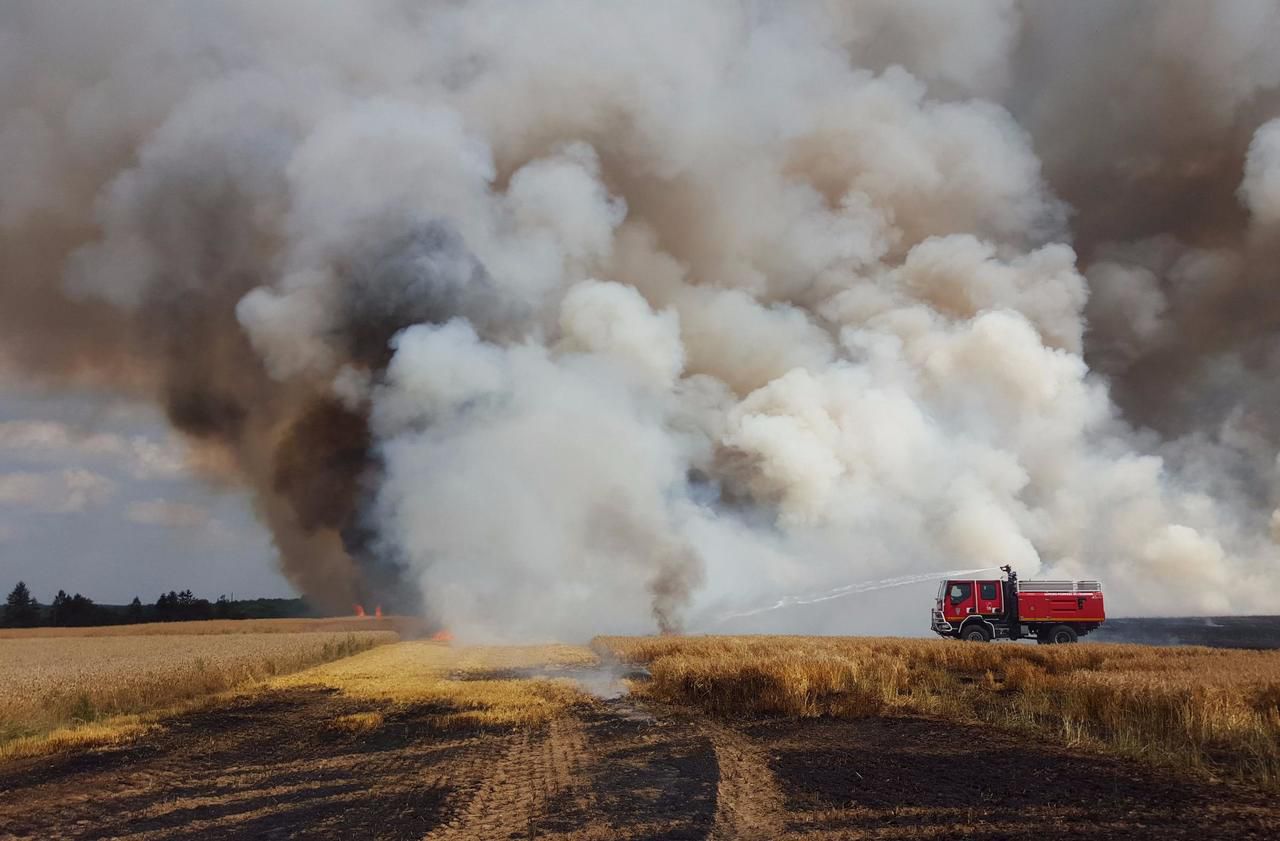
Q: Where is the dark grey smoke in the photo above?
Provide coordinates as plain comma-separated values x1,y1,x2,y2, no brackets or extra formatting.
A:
341,221,513,368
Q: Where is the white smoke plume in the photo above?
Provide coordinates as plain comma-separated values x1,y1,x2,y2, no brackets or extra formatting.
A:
4,1,1280,637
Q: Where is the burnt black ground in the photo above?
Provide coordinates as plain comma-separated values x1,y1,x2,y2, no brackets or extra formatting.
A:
0,688,1276,840
1093,615,1280,648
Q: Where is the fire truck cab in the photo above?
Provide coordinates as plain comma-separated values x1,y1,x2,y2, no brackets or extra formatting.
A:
930,566,1104,644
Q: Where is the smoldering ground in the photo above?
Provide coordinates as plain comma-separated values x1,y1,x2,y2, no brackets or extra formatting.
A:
4,1,1280,638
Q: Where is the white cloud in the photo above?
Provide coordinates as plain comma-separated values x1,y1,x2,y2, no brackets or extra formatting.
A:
126,499,212,529
0,472,59,507
122,437,188,480
0,420,122,454
0,420,187,479
0,469,116,512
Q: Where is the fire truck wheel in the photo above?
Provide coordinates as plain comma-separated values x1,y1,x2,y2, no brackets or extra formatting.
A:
961,624,991,642
1048,624,1078,645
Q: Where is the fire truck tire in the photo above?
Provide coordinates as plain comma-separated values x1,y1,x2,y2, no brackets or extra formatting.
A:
961,624,991,642
1047,624,1078,645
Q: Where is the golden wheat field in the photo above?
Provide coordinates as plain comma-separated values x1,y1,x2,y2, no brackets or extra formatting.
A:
0,628,398,757
594,635,1280,789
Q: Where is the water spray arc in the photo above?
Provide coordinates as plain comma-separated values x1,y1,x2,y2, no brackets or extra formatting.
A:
708,568,1001,627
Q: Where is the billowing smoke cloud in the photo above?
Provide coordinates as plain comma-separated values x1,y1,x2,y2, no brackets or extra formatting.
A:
4,1,1280,637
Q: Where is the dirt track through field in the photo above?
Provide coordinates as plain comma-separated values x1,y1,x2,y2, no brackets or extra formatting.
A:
2,686,1278,840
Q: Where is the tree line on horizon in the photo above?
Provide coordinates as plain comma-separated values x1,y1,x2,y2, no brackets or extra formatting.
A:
1,580,317,628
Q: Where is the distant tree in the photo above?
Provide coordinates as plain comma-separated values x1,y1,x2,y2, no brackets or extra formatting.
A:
66,593,97,626
4,581,39,628
185,591,212,621
128,596,144,623
6,581,31,610
155,589,212,621
155,591,177,621
50,590,71,626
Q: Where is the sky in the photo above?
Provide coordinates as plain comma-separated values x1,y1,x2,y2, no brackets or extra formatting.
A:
0,385,294,605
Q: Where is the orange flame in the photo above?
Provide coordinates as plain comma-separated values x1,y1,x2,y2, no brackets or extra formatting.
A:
431,629,454,643
374,605,383,619
353,604,366,617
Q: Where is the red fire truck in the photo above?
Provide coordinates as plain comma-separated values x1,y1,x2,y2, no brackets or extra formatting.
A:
930,566,1104,644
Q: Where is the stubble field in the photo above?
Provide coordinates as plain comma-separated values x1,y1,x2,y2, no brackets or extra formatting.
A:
2,631,1279,839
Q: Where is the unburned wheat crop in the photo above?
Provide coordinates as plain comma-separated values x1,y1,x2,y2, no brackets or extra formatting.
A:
0,629,397,757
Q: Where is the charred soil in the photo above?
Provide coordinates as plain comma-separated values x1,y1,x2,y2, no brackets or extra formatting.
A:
1,687,1277,840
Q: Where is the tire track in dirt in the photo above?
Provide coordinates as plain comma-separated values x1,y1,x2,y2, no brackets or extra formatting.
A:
424,717,594,841
422,700,720,841
702,718,790,841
